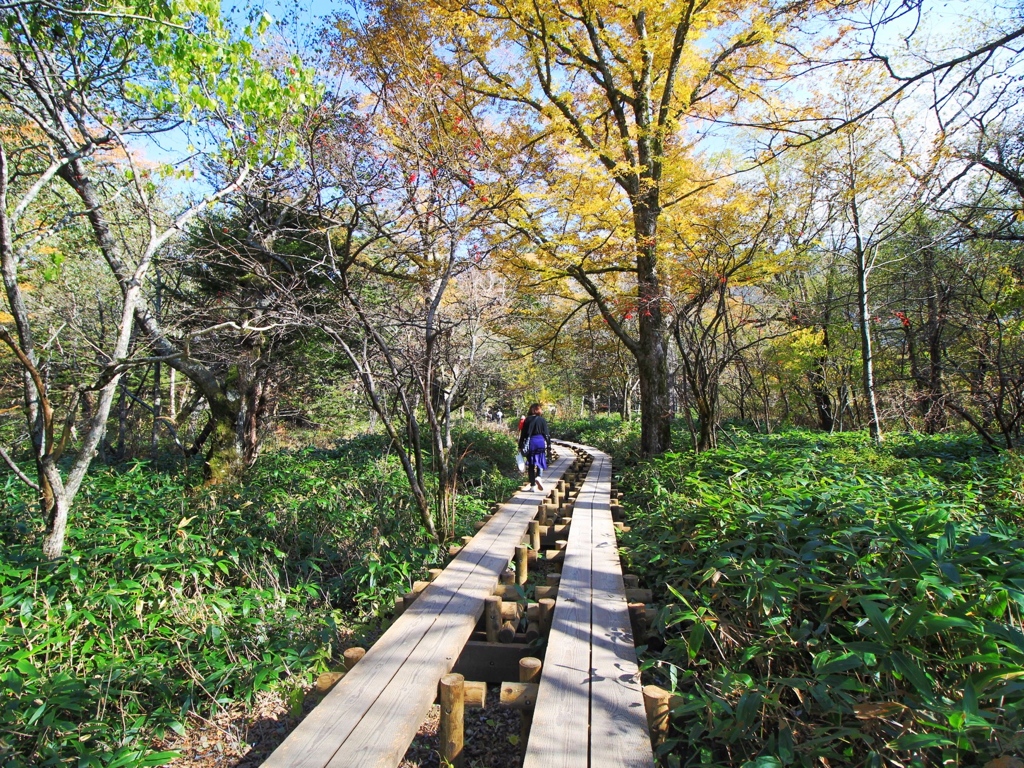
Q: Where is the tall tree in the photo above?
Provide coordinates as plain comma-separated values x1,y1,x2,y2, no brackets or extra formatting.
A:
403,0,868,456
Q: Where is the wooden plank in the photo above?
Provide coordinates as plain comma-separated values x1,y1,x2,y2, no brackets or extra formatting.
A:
263,452,573,768
524,444,654,768
588,454,654,766
522,451,594,768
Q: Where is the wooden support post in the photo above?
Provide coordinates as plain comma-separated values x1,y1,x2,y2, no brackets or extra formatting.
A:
439,673,465,768
623,574,640,589
464,680,487,709
412,580,431,594
543,549,564,565
500,682,539,710
342,647,366,671
546,573,561,587
499,620,517,643
392,597,406,618
625,588,654,603
628,603,647,645
500,568,515,585
534,585,558,600
428,568,444,582
538,598,555,636
525,621,540,642
485,595,502,643
529,520,541,551
643,684,672,748
520,659,544,753
500,602,523,622
448,545,462,557
461,535,474,546
403,591,418,609
515,544,528,585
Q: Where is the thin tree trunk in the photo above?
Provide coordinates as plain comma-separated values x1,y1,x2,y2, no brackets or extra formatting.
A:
853,217,882,443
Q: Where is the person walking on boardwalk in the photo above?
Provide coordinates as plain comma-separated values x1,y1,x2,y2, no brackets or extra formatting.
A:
518,403,550,491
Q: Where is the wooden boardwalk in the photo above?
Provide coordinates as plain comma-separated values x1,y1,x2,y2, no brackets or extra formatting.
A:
262,451,575,768
523,442,654,767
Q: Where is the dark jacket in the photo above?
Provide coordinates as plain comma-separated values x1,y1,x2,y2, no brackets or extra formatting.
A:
518,414,550,453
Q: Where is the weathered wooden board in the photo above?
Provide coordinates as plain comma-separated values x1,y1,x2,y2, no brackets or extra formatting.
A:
522,443,654,768
587,454,653,765
521,468,593,768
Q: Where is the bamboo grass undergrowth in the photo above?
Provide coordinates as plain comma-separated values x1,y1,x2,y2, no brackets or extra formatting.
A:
615,427,1024,768
0,427,520,767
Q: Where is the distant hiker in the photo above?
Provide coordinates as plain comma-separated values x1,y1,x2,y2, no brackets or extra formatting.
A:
495,408,503,423
518,403,550,491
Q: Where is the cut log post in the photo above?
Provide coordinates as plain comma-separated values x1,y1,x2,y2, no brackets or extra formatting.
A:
461,535,474,546
428,568,444,582
534,585,558,600
412,580,431,594
628,603,647,645
439,673,465,768
464,680,487,709
555,539,568,551
314,671,344,693
538,598,555,635
484,595,502,643
525,602,539,621
403,591,418,609
623,574,640,589
392,597,406,619
546,573,561,587
524,621,540,642
518,656,542,751
500,682,539,710
543,549,564,565
448,545,462,557
499,620,517,643
500,602,523,623
643,684,672,748
515,544,528,585
625,588,654,604
342,647,366,671
529,520,541,551
500,568,515,585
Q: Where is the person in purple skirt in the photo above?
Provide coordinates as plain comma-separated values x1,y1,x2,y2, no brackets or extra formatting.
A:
518,402,551,491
